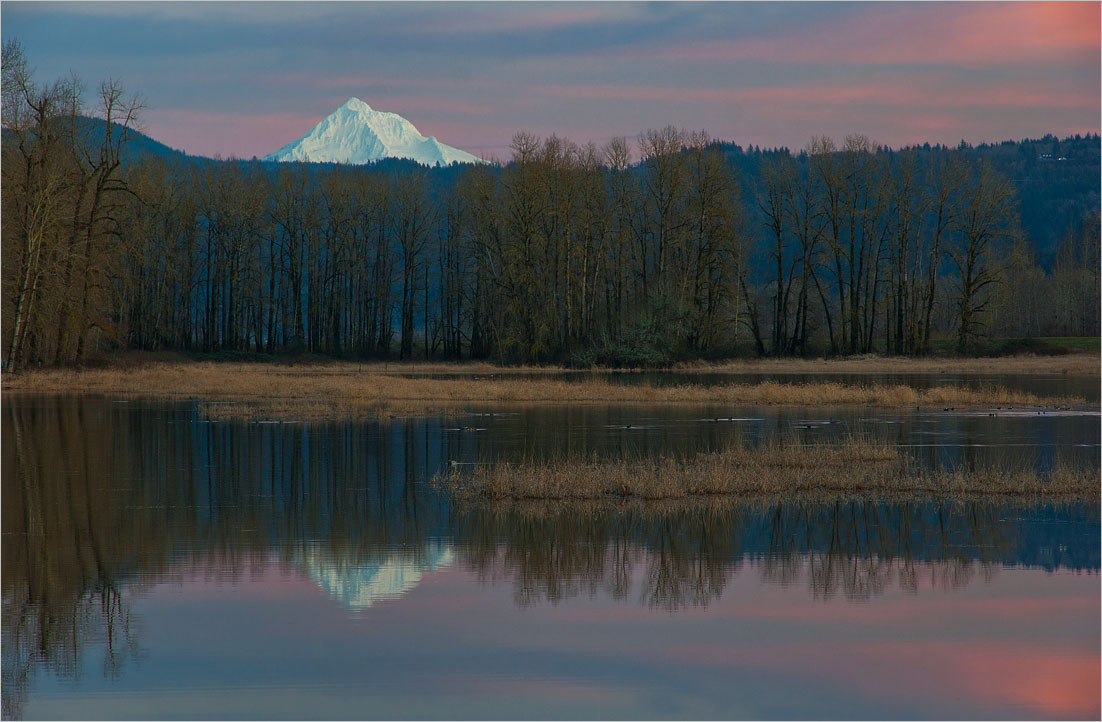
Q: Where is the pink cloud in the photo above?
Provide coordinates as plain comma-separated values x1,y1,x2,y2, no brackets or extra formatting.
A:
143,108,322,159
654,2,1100,69
259,72,497,94
401,118,625,163
536,73,1099,150
543,78,1096,112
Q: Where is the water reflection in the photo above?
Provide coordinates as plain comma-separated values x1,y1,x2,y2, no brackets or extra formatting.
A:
299,541,454,612
451,499,1096,610
2,396,1098,719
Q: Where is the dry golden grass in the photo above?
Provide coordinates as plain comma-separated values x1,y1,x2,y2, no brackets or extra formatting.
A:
673,353,1100,377
289,352,1100,376
2,360,1082,421
435,439,1098,503
277,352,1099,377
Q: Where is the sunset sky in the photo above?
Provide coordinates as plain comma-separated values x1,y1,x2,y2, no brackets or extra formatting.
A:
3,1,1099,160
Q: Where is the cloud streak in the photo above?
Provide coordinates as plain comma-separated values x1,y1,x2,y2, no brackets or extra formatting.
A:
543,78,1097,112
653,2,1100,68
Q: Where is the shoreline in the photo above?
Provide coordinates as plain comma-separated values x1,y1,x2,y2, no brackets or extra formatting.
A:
3,350,1098,377
2,358,1096,421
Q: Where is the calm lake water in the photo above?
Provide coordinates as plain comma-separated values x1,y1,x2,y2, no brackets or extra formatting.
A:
3,385,1099,720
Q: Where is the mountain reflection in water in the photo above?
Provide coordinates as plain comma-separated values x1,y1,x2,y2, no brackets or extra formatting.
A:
299,541,455,612
2,397,1098,719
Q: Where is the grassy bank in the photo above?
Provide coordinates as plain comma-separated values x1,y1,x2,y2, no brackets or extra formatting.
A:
1,360,1085,421
14,347,1101,377
674,352,1098,376
435,439,1097,503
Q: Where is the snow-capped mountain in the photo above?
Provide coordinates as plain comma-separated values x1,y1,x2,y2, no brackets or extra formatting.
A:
263,97,484,166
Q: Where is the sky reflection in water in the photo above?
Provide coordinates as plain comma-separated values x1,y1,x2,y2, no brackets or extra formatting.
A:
2,396,1098,720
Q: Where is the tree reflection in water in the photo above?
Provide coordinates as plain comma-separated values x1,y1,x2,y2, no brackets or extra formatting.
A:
2,397,1097,717
450,497,1040,609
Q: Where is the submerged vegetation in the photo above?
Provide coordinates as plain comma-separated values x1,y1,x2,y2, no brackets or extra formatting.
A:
1,360,1083,421
435,437,1097,503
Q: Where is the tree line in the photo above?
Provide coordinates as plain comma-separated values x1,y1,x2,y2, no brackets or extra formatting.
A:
3,44,1098,370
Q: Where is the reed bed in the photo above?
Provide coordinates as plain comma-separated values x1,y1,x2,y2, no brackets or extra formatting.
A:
333,354,1099,376
435,439,1098,502
673,353,1099,377
2,361,1080,422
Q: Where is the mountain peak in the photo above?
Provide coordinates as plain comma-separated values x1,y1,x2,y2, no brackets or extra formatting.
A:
340,97,372,112
263,98,484,166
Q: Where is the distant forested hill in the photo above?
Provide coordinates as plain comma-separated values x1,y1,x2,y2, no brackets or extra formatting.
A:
712,134,1100,266
106,122,1096,264
77,116,193,164
983,135,1100,262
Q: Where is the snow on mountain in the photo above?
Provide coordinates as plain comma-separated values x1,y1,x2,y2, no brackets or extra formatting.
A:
263,97,484,166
